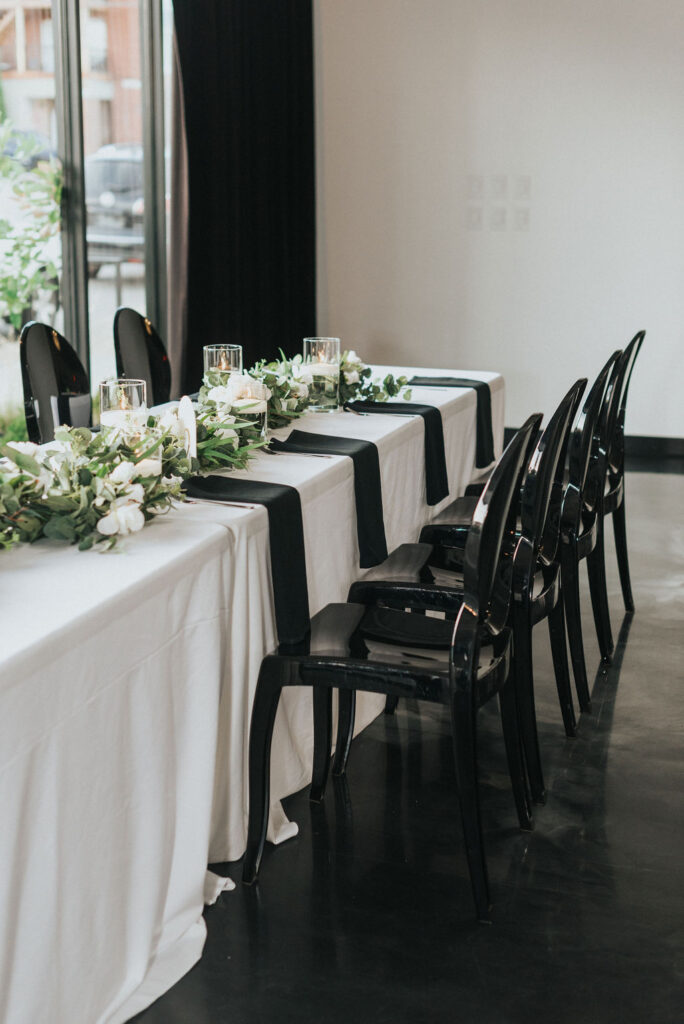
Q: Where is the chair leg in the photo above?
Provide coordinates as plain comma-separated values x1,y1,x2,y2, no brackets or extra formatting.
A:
512,613,546,804
310,687,333,803
451,693,491,923
384,695,399,715
242,670,283,884
612,498,635,613
547,591,577,734
561,544,592,712
332,689,356,776
498,676,533,831
587,517,614,663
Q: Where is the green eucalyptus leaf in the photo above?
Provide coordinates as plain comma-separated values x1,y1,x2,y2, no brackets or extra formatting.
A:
0,446,42,476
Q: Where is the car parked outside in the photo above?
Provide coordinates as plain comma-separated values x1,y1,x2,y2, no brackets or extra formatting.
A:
85,143,145,276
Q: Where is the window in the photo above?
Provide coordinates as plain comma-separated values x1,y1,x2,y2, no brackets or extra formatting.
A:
0,2,62,415
0,0,171,431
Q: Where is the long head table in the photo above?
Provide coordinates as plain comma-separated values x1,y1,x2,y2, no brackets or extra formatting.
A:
0,368,503,1023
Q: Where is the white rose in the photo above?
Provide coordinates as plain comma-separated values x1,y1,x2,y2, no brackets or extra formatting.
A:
6,441,40,458
343,369,360,385
109,461,137,486
207,385,233,406
157,409,186,442
96,499,145,537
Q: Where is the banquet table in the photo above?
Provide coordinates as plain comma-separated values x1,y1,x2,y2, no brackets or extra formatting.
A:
0,366,503,1023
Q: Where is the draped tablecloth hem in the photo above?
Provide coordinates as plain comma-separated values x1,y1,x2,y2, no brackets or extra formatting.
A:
106,918,206,1024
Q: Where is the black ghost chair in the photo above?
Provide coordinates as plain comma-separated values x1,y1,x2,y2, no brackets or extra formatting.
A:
336,382,584,806
242,417,536,922
20,321,92,444
592,331,645,619
561,350,628,683
113,307,171,406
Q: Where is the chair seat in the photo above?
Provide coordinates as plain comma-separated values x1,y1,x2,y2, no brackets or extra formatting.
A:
297,601,507,709
349,543,465,608
419,495,478,548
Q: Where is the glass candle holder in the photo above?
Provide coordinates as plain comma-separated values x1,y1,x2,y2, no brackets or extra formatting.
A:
231,379,269,437
130,428,163,476
99,379,147,432
203,344,243,385
303,337,340,412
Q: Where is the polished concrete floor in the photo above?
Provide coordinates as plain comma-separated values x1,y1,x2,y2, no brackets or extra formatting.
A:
136,471,684,1024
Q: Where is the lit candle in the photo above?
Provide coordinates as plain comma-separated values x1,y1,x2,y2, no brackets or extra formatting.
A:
311,361,339,377
100,379,147,432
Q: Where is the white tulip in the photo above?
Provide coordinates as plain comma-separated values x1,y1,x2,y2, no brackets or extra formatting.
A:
178,396,197,458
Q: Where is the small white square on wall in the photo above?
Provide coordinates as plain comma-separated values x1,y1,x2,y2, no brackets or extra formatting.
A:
513,175,532,201
467,175,484,200
490,206,507,231
466,206,483,230
490,175,508,200
513,207,530,232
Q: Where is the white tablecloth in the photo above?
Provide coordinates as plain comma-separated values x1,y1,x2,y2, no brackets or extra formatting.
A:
0,367,503,1023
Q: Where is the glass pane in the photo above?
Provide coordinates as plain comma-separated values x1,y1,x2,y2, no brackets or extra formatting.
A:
82,0,146,390
0,1,63,438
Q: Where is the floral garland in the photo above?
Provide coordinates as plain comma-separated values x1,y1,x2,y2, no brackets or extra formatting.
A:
1,350,410,552
339,350,411,406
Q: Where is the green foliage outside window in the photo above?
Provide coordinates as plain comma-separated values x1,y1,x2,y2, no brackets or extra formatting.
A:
0,118,63,333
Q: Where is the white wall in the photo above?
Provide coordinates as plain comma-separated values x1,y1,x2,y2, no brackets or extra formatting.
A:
314,0,684,437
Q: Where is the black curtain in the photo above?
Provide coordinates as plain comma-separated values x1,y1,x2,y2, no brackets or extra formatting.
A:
172,0,316,392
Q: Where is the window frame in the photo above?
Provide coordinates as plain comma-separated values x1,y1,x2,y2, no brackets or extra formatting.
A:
50,0,167,378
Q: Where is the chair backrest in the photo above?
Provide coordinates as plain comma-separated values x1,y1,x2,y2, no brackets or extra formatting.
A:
520,378,587,567
461,412,542,635
565,350,621,520
19,321,91,444
113,307,171,405
607,330,645,476
584,345,640,513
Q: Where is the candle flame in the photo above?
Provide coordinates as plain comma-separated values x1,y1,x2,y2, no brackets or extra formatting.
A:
218,349,230,370
118,392,131,411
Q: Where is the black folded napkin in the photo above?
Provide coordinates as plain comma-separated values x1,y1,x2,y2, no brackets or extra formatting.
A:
347,401,449,506
184,475,310,646
269,430,388,568
408,376,495,468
